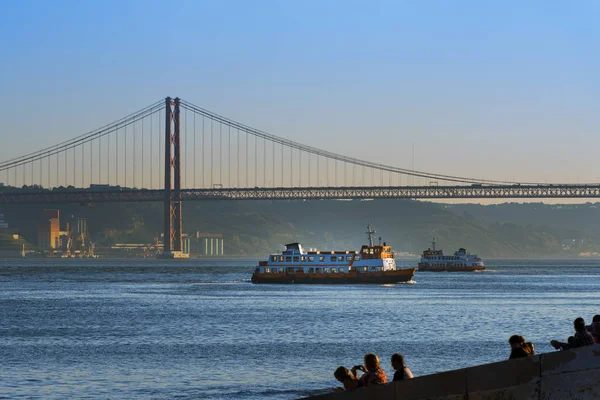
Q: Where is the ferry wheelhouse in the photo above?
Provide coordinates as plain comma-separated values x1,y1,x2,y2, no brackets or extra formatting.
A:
418,239,485,272
251,225,415,284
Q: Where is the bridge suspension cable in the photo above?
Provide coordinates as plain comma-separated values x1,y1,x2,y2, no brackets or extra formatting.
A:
179,99,528,186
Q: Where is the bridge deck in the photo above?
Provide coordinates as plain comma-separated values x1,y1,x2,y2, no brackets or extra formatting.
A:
1,185,600,204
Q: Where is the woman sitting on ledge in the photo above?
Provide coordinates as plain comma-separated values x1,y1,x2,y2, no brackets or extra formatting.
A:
356,353,388,387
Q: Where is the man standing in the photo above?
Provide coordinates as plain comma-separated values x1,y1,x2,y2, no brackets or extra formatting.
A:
550,318,596,350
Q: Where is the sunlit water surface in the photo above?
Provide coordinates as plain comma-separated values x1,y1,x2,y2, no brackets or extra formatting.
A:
1,258,599,399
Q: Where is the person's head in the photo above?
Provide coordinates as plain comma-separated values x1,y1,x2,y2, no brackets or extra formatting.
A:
508,335,525,350
391,353,405,370
574,317,586,332
364,353,380,370
334,366,351,383
592,315,600,323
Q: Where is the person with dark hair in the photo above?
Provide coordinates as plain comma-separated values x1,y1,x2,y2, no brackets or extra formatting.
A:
588,315,600,344
333,366,362,392
391,353,413,381
508,335,535,359
355,353,387,387
551,317,596,350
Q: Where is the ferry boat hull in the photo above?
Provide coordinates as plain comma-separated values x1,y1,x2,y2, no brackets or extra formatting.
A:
251,268,415,284
418,263,484,272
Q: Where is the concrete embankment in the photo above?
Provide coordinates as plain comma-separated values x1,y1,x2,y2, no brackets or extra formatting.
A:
304,344,600,400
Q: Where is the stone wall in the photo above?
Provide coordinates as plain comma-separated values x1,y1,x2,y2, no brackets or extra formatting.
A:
303,344,600,400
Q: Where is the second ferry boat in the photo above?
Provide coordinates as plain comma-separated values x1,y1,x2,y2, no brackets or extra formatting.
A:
251,225,415,284
418,238,485,272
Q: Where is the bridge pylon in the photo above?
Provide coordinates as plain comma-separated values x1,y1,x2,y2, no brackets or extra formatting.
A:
158,97,188,259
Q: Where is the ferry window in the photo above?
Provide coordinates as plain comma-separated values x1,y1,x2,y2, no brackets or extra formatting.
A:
293,256,299,262
324,268,329,273
278,268,284,273
354,255,360,261
301,256,306,262
265,268,270,273
337,256,344,261
319,256,325,262
369,249,374,254
316,268,321,273
308,268,314,273
331,268,337,273
370,266,376,271
271,256,277,262
330,256,336,262
338,268,344,273
346,255,352,261
363,267,368,272
285,256,292,262
278,256,284,262
308,256,314,262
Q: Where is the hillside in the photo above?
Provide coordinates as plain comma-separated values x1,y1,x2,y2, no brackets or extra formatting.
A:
2,199,600,257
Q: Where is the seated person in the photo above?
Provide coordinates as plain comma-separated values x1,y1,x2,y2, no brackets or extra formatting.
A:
551,317,596,350
356,353,387,387
391,353,414,381
508,335,535,359
333,366,362,392
588,315,600,344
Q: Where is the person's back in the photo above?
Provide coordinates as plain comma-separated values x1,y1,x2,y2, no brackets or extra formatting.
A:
590,315,600,344
333,366,362,392
391,353,414,381
551,317,595,350
359,353,387,387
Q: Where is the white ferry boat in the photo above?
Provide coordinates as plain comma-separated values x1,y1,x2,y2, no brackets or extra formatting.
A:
418,238,485,272
251,225,415,284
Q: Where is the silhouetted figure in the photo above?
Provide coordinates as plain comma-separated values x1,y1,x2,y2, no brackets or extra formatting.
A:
391,353,414,381
508,335,535,359
587,315,600,344
333,366,362,392
551,317,595,350
355,353,387,387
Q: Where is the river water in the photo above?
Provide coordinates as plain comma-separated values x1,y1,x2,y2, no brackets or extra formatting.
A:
1,258,599,399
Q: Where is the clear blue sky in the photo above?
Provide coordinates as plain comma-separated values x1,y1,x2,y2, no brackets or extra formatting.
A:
1,0,599,185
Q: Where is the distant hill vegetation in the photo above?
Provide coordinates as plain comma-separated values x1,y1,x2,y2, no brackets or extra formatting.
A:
2,199,600,257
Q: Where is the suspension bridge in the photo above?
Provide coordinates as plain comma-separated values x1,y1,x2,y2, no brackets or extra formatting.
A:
1,97,598,256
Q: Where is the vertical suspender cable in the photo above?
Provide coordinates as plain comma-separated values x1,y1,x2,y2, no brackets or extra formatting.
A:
150,112,153,189
159,112,162,189
210,119,213,188
237,128,240,187
228,125,231,187
142,117,144,188
220,123,222,186
193,111,196,188
133,121,136,188
124,125,127,187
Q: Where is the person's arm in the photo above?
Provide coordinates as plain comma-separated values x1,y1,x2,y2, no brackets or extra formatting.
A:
550,340,570,350
350,365,364,379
